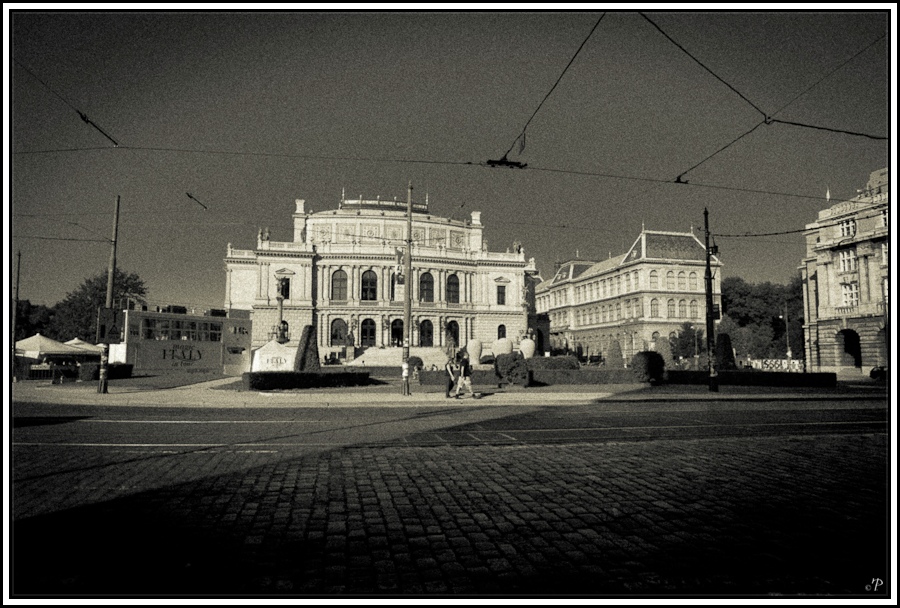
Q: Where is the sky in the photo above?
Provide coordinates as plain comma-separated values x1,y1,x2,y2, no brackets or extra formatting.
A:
6,6,895,310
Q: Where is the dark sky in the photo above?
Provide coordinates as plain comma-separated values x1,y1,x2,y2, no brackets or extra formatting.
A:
8,9,893,309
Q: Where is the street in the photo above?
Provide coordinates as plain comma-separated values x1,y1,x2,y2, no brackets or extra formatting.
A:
11,390,890,598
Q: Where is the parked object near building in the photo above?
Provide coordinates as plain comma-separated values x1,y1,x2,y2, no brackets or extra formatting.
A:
800,168,889,375
224,195,542,362
535,229,723,364
107,308,252,376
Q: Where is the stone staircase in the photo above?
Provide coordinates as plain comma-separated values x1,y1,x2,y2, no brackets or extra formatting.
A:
345,346,451,369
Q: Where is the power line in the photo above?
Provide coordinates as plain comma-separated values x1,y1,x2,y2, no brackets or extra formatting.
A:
14,58,121,147
640,12,767,118
768,119,887,141
13,235,110,243
502,13,607,159
769,33,887,119
715,209,887,238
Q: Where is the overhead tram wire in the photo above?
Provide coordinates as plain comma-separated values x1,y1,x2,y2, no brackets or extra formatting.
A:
498,12,607,161
640,18,888,181
715,210,887,239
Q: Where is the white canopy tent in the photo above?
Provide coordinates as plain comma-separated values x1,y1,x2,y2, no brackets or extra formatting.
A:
15,333,97,360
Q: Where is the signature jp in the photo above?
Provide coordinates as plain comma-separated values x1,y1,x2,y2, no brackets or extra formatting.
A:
865,578,883,592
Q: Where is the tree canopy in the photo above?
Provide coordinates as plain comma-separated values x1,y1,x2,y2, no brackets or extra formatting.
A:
47,269,147,341
719,275,804,359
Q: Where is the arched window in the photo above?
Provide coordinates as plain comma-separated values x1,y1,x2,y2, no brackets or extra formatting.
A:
446,274,460,303
678,299,687,317
616,276,622,295
652,331,660,341
446,320,459,348
331,270,348,301
358,318,375,347
624,273,631,292
649,271,659,289
419,272,434,302
678,271,686,290
420,320,433,347
690,300,699,318
633,271,639,289
616,303,622,320
667,299,676,317
390,273,398,301
650,298,659,318
330,319,348,346
689,272,698,291
361,270,378,301
498,324,506,339
625,300,632,318
666,271,675,290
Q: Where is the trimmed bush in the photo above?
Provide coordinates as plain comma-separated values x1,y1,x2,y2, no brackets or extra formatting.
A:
494,351,530,387
606,340,624,368
630,351,665,384
407,356,424,371
715,333,737,371
525,356,580,371
242,371,371,391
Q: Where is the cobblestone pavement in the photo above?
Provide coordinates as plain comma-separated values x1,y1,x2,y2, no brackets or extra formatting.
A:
13,428,888,598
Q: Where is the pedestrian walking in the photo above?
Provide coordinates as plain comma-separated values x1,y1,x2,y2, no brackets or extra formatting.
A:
444,357,458,398
454,352,474,399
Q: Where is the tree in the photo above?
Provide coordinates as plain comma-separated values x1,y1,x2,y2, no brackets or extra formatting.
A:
669,322,704,362
48,269,148,341
721,275,805,360
14,300,54,340
606,340,624,368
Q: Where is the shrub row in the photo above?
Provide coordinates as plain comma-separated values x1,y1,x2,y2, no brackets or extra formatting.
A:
243,371,371,391
530,369,639,385
666,369,837,388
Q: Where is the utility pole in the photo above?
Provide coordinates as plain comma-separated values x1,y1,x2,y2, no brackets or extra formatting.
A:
704,208,718,392
98,195,120,394
12,250,21,382
402,182,413,396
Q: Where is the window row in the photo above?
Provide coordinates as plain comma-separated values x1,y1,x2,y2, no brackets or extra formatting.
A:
141,319,223,341
329,270,463,303
542,270,702,310
328,317,470,348
573,298,701,325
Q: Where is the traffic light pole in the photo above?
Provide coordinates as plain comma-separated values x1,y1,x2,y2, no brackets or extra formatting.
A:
98,195,120,394
704,207,718,392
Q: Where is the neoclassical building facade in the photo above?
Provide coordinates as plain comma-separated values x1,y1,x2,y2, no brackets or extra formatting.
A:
800,167,889,374
535,229,722,363
225,195,540,358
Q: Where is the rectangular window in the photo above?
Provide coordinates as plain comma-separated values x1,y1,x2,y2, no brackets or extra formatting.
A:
839,219,856,237
883,209,889,227
839,249,857,272
883,242,889,266
841,283,859,307
497,285,506,306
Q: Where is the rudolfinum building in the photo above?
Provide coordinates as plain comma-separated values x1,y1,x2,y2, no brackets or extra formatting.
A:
224,194,542,363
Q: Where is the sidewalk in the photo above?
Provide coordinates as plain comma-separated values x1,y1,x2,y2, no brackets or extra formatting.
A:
11,375,888,409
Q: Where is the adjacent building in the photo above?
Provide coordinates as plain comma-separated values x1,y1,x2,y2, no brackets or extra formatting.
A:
800,167,889,374
224,195,541,360
535,229,722,364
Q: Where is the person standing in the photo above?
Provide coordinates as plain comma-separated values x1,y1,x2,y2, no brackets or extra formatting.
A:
444,357,458,398
455,352,474,399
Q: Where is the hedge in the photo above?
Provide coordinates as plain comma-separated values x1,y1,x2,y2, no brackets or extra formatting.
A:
525,356,580,371
242,371,371,390
630,351,665,384
530,369,638,385
666,369,837,388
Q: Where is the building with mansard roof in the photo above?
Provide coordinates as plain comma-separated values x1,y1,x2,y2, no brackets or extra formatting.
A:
800,167,889,374
535,229,722,364
224,194,541,364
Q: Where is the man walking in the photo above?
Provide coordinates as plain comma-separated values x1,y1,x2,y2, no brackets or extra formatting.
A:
454,352,474,399
444,356,458,398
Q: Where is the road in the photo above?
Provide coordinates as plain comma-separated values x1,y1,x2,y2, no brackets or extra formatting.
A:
11,392,890,598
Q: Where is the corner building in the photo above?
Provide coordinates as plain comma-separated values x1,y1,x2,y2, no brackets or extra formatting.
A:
225,196,540,358
535,230,722,363
800,168,889,374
